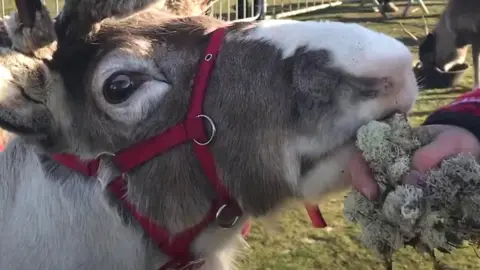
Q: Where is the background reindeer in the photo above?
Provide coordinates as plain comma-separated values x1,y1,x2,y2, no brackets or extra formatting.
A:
402,0,480,89
0,0,419,269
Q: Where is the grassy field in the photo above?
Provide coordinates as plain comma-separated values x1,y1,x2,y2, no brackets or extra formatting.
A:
3,0,480,269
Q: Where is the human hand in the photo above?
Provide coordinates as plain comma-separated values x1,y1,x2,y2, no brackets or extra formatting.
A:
347,124,480,200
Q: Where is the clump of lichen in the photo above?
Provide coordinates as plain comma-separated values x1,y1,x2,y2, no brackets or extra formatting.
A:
344,113,480,269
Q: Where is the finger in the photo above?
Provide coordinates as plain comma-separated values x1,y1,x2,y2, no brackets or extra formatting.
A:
412,124,450,145
348,150,379,200
412,127,480,173
411,137,458,173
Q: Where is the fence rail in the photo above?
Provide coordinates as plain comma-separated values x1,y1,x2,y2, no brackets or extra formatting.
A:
0,0,342,22
207,0,342,21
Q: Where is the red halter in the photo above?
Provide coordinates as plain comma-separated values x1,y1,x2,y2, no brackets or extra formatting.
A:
51,26,326,270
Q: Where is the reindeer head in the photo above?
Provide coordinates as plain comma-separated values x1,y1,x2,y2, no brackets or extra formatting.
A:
398,17,435,67
404,10,472,73
0,0,418,164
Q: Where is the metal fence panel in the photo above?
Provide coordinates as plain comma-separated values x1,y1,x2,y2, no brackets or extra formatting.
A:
265,0,342,19
208,0,342,21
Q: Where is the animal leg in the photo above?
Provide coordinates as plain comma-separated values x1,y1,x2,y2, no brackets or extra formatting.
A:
402,0,412,17
417,0,429,15
472,41,480,89
443,45,468,72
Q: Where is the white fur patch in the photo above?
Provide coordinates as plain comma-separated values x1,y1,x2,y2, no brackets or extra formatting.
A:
242,19,413,79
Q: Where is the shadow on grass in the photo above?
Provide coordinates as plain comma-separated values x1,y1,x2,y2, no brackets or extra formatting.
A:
408,110,435,118
322,12,439,24
421,86,471,96
396,36,420,47
418,96,459,102
313,3,376,14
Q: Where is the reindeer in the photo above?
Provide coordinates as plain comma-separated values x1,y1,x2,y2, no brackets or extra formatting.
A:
401,0,480,89
0,0,419,269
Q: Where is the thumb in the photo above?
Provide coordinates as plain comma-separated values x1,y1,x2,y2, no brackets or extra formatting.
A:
348,150,379,200
411,136,458,173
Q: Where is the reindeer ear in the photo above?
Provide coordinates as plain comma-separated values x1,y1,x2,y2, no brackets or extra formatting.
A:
56,0,162,40
4,0,56,60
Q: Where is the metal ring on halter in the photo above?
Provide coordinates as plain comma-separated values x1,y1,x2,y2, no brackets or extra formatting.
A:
193,114,216,146
95,151,116,159
204,53,213,61
215,204,240,229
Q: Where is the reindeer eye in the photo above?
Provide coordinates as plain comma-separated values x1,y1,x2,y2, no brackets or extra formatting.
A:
103,71,151,104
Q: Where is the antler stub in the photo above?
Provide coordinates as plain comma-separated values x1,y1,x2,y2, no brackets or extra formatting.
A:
15,0,43,28
5,0,57,59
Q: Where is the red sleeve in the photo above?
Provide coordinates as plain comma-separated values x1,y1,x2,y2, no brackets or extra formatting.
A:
423,88,480,140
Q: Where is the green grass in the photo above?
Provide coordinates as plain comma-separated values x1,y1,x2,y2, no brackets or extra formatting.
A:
4,0,480,269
